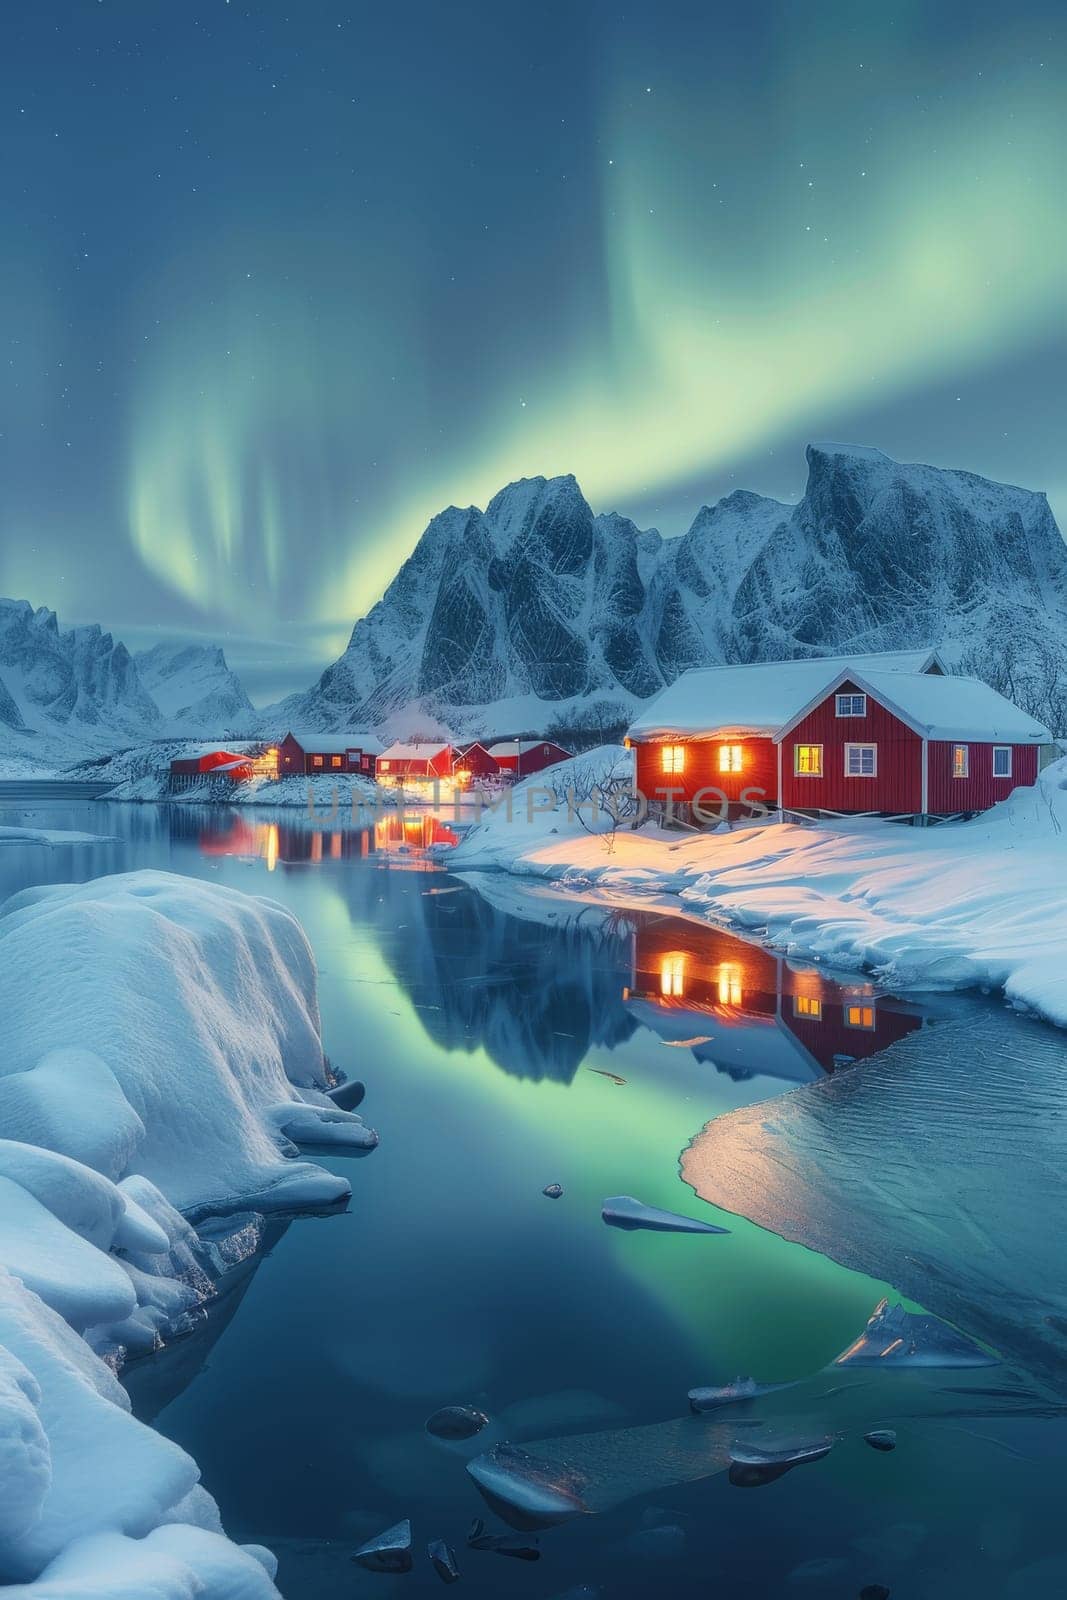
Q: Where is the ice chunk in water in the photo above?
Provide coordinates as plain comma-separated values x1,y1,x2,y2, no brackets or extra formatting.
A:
467,1444,591,1528
688,1377,795,1412
602,1195,729,1235
326,1076,365,1110
427,1538,460,1584
728,1434,833,1488
835,1300,997,1369
864,1429,897,1452
351,1518,413,1572
543,1182,564,1199
425,1404,489,1439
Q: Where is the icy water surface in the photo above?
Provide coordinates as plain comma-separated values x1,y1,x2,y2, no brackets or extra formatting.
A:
3,798,1067,1599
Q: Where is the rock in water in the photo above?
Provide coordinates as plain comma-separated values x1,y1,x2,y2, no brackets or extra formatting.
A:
543,1182,564,1199
351,1519,414,1572
602,1195,729,1235
860,1588,891,1600
835,1299,997,1369
427,1539,460,1584
426,1404,490,1440
864,1429,897,1452
688,1376,794,1413
728,1436,833,1488
326,1077,366,1110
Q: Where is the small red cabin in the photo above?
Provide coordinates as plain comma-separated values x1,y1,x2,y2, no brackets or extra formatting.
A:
627,650,945,821
776,668,1048,818
169,748,255,789
377,742,455,783
278,731,382,777
452,742,501,785
486,739,572,778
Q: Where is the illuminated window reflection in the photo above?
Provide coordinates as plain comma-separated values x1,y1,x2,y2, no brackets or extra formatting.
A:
793,994,822,1020
845,1003,876,1030
660,953,686,997
717,962,742,1007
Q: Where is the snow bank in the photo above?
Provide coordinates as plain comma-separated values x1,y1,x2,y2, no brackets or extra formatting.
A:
0,871,376,1593
0,827,111,848
105,770,381,808
447,756,1067,1025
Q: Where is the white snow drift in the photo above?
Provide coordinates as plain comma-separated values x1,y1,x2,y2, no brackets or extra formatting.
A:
0,871,375,1595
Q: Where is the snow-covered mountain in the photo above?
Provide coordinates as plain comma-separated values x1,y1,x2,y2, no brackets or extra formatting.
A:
0,601,254,767
0,599,163,763
135,641,255,734
274,443,1067,738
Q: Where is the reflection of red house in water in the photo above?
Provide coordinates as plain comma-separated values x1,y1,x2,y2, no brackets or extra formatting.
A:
624,915,923,1079
197,812,459,872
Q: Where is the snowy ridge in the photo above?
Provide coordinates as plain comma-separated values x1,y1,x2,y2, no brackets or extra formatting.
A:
0,873,376,1595
134,642,255,736
273,444,1067,738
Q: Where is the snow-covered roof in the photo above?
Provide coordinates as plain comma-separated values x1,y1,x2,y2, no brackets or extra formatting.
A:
379,741,451,761
486,741,526,757
775,669,1053,745
627,651,944,740
283,731,384,754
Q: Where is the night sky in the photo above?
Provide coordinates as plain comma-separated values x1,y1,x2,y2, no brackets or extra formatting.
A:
2,1,1064,701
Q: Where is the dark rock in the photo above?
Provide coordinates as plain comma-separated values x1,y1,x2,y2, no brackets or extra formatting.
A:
859,1587,890,1599
326,1078,366,1110
466,1518,540,1560
543,1183,564,1199
864,1429,897,1452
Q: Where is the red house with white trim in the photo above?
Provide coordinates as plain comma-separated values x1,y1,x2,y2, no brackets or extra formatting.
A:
278,731,383,776
627,650,1050,823
452,742,501,785
376,742,455,784
486,739,572,778
775,668,1049,818
627,650,944,821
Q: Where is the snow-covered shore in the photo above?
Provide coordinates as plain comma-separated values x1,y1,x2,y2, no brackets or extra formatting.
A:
446,749,1067,1027
0,872,375,1596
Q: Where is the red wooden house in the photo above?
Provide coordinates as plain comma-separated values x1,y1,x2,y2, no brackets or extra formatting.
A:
452,742,501,786
169,747,256,789
278,731,383,777
775,668,1049,818
376,741,455,784
486,739,572,778
626,650,944,821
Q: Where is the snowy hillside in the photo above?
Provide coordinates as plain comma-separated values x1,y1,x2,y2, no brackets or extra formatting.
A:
134,642,254,735
275,444,1067,738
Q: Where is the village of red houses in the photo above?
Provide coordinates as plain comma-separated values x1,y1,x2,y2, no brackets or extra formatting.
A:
170,647,1052,825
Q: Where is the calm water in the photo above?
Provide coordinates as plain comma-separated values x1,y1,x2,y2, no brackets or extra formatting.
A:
3,798,1067,1599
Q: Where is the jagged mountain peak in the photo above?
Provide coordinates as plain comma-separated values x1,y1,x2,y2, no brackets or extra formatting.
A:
134,640,254,733
267,444,1067,738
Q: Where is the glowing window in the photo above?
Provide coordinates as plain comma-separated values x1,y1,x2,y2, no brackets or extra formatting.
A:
717,962,742,1007
836,693,867,717
845,743,877,777
331,755,343,768
312,755,324,768
794,744,823,776
660,953,686,997
845,1003,876,1030
379,760,391,771
793,995,822,1020
719,744,743,772
661,745,686,774
993,746,1012,778
952,744,969,778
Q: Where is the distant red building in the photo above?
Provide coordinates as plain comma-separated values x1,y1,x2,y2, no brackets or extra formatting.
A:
452,742,501,785
169,748,255,789
376,742,455,783
486,739,571,779
277,731,383,777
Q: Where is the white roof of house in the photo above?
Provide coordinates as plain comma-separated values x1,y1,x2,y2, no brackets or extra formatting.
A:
627,651,944,740
284,731,384,754
775,668,1052,745
379,741,450,761
486,741,524,757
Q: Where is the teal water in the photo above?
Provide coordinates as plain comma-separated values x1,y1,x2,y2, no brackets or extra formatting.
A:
3,799,1066,1599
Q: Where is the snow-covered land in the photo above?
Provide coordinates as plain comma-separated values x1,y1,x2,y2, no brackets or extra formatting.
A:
446,749,1067,1026
268,443,1067,740
0,826,110,848
134,642,255,735
0,872,375,1595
